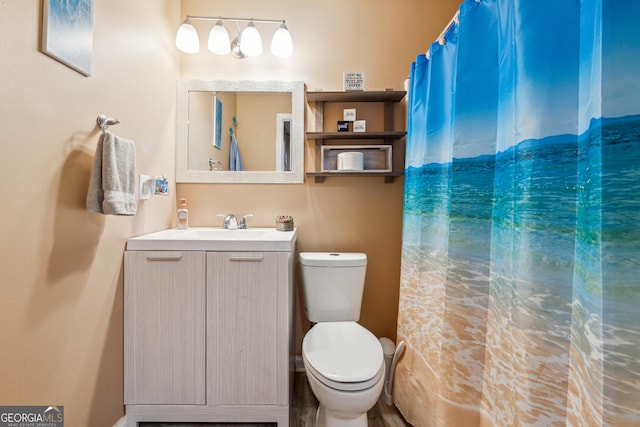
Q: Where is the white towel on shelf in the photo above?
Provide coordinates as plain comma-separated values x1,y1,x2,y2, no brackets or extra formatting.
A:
86,131,137,216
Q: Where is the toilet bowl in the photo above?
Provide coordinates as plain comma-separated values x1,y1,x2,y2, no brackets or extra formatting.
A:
302,321,385,427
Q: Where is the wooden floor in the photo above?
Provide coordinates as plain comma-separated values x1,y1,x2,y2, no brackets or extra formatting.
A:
140,372,409,427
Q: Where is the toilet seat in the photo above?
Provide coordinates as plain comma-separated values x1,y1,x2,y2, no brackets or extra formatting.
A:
304,355,384,392
302,321,384,392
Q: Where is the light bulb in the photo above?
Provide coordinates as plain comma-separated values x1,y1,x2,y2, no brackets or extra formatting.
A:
240,21,263,56
208,19,230,55
176,19,199,54
271,22,293,58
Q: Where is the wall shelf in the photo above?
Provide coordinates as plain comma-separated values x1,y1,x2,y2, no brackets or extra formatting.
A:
306,131,406,141
306,90,407,183
306,91,406,103
306,171,403,184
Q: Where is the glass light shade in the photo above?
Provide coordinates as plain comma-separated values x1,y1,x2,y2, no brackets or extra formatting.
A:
271,22,293,58
208,20,230,55
240,21,263,56
176,19,199,53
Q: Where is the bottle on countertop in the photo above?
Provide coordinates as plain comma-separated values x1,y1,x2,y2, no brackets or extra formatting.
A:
177,198,188,229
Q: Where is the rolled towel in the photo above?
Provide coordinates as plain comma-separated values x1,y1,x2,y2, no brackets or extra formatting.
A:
86,131,137,215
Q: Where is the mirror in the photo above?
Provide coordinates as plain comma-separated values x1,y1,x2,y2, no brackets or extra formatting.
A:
176,80,305,183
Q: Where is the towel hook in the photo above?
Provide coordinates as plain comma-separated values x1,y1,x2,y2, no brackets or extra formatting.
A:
229,116,238,136
97,114,120,133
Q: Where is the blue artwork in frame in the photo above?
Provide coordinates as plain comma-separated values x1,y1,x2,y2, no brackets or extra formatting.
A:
42,0,94,76
213,96,222,150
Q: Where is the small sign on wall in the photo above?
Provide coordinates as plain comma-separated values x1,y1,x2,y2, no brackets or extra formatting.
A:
343,72,365,91
343,108,356,121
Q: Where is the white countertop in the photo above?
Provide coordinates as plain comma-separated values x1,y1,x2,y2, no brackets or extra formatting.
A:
126,227,297,252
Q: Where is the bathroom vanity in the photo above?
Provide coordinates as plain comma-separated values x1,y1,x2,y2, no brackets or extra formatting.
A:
122,228,296,426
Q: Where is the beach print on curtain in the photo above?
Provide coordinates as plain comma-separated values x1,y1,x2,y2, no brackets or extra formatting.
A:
396,0,640,425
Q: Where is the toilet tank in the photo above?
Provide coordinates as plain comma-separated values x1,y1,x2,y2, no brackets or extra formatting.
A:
299,252,367,322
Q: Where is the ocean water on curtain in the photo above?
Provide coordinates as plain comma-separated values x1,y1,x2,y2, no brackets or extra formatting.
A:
594,116,640,422
402,114,640,422
568,115,640,423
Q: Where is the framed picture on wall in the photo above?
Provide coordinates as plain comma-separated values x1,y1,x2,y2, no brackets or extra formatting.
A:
42,0,94,76
213,96,222,150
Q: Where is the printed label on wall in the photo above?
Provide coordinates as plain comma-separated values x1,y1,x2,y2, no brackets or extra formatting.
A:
343,72,365,91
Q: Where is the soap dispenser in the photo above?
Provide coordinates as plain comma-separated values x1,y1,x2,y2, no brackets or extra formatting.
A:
177,198,188,229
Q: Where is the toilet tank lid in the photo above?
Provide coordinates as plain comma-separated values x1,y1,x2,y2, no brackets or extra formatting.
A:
299,252,367,267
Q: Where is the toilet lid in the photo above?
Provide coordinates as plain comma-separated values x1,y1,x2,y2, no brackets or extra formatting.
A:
302,322,383,385
299,252,367,267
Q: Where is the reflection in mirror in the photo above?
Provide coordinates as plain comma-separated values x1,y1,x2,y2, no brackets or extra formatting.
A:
194,91,290,171
176,80,305,184
276,113,292,172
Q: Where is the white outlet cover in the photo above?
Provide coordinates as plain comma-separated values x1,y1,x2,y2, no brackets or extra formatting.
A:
139,174,151,200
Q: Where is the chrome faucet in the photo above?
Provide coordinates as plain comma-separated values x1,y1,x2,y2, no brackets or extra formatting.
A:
217,214,239,230
217,213,253,230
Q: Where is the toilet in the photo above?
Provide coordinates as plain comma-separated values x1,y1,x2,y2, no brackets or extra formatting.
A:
299,252,385,427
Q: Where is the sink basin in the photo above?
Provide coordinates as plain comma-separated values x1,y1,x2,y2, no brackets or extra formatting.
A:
194,229,270,240
127,227,296,252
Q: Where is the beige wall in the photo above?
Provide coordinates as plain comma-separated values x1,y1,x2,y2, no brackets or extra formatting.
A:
0,0,458,425
178,0,460,349
236,92,291,171
0,1,179,426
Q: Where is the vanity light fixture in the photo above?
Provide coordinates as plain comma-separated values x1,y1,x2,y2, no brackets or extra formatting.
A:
271,22,293,58
239,20,263,56
175,16,293,58
175,18,200,54
208,19,231,55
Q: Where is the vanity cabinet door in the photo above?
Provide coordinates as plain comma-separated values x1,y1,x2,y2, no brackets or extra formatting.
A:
206,252,289,406
124,251,206,405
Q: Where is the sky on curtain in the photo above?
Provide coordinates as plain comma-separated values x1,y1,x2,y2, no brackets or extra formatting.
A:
406,0,640,168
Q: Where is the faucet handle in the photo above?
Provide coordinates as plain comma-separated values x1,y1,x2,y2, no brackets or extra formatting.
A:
239,214,254,229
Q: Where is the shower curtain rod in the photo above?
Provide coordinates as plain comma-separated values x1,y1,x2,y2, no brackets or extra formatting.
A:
436,12,460,43
426,11,460,59
435,0,489,44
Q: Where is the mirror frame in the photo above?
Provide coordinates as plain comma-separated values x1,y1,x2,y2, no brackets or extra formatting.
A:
176,79,305,184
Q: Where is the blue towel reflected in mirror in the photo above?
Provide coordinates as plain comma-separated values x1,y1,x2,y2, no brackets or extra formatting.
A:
229,132,244,171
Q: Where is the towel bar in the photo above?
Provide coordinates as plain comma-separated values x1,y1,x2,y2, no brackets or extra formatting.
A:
97,114,120,132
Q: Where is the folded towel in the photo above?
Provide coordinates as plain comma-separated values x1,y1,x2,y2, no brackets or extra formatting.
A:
229,133,245,171
86,131,137,215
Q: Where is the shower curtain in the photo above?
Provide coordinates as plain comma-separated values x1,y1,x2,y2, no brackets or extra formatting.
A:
396,0,640,425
